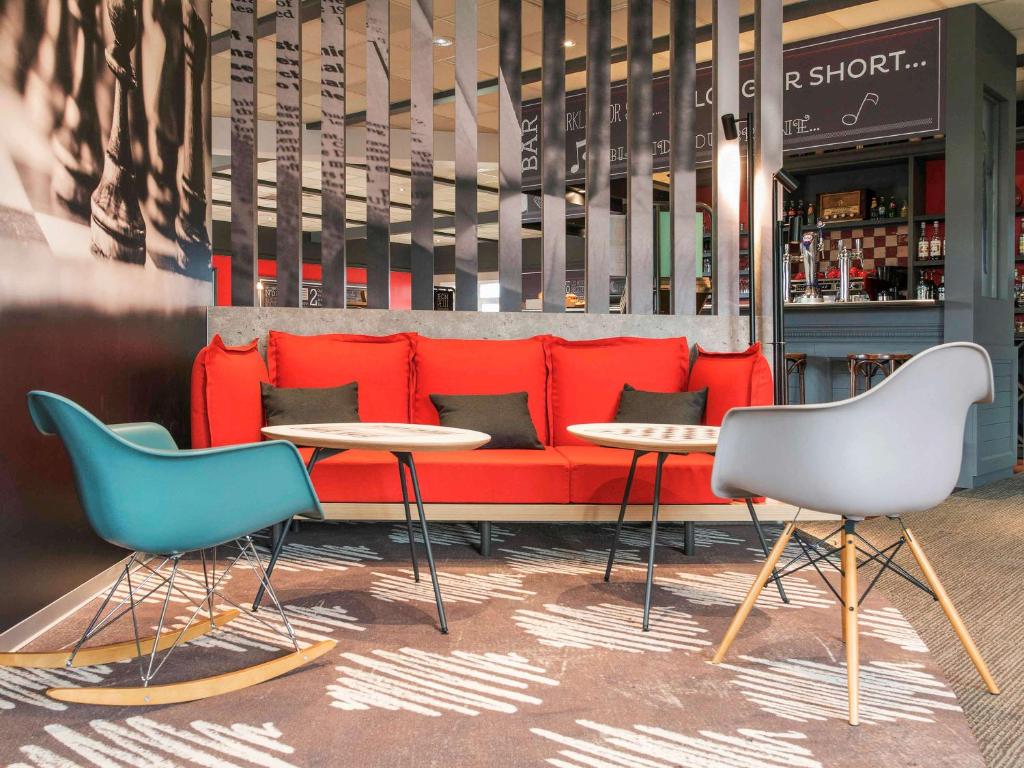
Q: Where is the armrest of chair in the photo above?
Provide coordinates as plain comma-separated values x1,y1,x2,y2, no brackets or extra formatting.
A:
712,404,851,509
109,422,179,451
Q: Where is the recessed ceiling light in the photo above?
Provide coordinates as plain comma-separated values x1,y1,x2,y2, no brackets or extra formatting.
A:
563,39,576,48
433,36,453,47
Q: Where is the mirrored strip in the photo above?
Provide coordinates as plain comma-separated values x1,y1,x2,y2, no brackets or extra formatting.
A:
321,0,346,308
364,0,390,309
712,0,740,315
454,0,478,311
541,0,565,314
670,0,696,315
627,0,653,314
410,0,434,310
754,0,784,342
229,0,257,306
585,0,610,315
498,0,522,313
275,0,303,307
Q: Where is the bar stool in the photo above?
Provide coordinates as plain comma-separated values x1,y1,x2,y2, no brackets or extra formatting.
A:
784,353,807,404
847,353,912,396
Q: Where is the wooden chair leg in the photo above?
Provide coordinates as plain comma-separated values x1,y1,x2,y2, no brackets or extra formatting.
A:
841,524,859,726
903,527,1000,695
712,522,795,664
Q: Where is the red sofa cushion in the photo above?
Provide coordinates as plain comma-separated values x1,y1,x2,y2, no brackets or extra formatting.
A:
546,337,690,446
411,336,550,443
193,335,270,447
267,331,414,423
687,342,774,426
556,446,724,504
307,447,570,503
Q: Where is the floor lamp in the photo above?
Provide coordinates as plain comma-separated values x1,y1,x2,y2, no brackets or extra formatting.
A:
771,168,800,404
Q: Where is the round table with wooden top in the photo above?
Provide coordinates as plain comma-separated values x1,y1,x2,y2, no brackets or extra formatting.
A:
261,422,491,634
568,422,789,631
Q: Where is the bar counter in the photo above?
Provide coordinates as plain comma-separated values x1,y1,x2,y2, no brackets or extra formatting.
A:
782,300,944,404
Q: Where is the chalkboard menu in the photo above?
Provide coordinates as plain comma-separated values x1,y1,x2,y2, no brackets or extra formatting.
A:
521,13,944,188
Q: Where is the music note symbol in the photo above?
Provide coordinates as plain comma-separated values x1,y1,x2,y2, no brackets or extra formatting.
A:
842,92,879,126
569,139,586,174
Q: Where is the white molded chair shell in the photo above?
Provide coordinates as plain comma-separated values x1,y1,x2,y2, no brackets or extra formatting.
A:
711,343,994,520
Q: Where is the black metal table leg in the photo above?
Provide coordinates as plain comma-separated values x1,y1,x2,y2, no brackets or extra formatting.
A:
253,518,290,611
605,450,645,582
397,452,448,634
746,497,789,603
642,452,669,631
478,521,492,557
397,460,421,582
683,522,696,556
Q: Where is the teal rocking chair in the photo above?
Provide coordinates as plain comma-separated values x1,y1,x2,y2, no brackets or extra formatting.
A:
0,391,335,706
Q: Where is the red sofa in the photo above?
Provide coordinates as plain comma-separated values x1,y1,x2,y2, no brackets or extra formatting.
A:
191,331,774,523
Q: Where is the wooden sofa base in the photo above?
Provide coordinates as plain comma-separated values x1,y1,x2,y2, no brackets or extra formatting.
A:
319,501,836,523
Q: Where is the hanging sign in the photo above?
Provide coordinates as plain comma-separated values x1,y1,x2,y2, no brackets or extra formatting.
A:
521,13,943,188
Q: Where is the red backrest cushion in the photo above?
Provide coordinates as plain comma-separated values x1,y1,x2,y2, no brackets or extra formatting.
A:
687,342,774,426
195,334,270,447
412,336,551,443
546,337,690,446
267,331,415,423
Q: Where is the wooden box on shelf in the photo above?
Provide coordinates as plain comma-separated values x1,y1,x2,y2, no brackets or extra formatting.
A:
818,190,868,222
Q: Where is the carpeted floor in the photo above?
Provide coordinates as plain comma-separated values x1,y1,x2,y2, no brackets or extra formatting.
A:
856,474,1024,768
0,518,990,767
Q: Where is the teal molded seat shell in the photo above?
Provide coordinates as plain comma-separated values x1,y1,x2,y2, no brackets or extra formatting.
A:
27,391,323,555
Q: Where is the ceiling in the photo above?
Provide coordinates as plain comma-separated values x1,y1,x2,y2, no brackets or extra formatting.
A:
208,0,1024,245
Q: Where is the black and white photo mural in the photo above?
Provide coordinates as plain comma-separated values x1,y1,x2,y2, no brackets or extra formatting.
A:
0,0,213,306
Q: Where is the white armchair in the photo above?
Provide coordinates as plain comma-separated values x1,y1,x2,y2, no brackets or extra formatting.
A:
709,342,1000,725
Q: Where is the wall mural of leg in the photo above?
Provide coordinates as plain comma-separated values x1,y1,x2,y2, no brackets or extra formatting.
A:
175,0,210,275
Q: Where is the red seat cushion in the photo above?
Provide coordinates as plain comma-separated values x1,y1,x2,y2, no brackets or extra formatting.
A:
267,331,415,422
556,446,726,504
307,447,570,503
546,337,690,446
412,336,550,443
687,342,774,426
194,335,270,447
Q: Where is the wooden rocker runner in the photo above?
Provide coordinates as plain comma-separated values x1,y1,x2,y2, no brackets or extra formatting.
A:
0,392,334,706
706,343,1001,726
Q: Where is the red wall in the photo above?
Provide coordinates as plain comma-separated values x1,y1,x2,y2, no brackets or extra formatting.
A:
211,255,412,309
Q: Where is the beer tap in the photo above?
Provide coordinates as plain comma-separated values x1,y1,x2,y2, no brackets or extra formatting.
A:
798,221,825,303
837,239,852,302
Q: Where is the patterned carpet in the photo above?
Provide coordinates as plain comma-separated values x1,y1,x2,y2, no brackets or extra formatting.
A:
1,520,988,767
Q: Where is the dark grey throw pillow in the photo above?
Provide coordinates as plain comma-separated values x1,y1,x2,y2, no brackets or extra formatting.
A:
429,392,542,450
261,381,359,426
614,384,707,425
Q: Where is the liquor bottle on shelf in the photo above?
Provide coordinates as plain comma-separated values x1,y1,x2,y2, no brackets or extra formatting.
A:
888,198,897,218
942,230,946,258
918,222,929,261
937,272,945,301
797,200,805,224
900,200,908,218
877,196,887,218
806,201,815,223
869,196,878,220
787,200,796,219
1017,227,1024,256
929,222,942,260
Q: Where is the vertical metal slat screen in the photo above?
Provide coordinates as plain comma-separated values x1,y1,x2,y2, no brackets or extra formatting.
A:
627,0,653,315
321,0,346,308
229,0,257,306
585,0,610,315
498,0,522,313
364,0,390,309
713,0,740,316
410,0,434,310
454,0,478,311
670,0,696,315
275,0,303,307
541,0,565,314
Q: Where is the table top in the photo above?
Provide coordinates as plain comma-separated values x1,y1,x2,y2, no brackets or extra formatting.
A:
567,423,720,453
261,423,491,453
